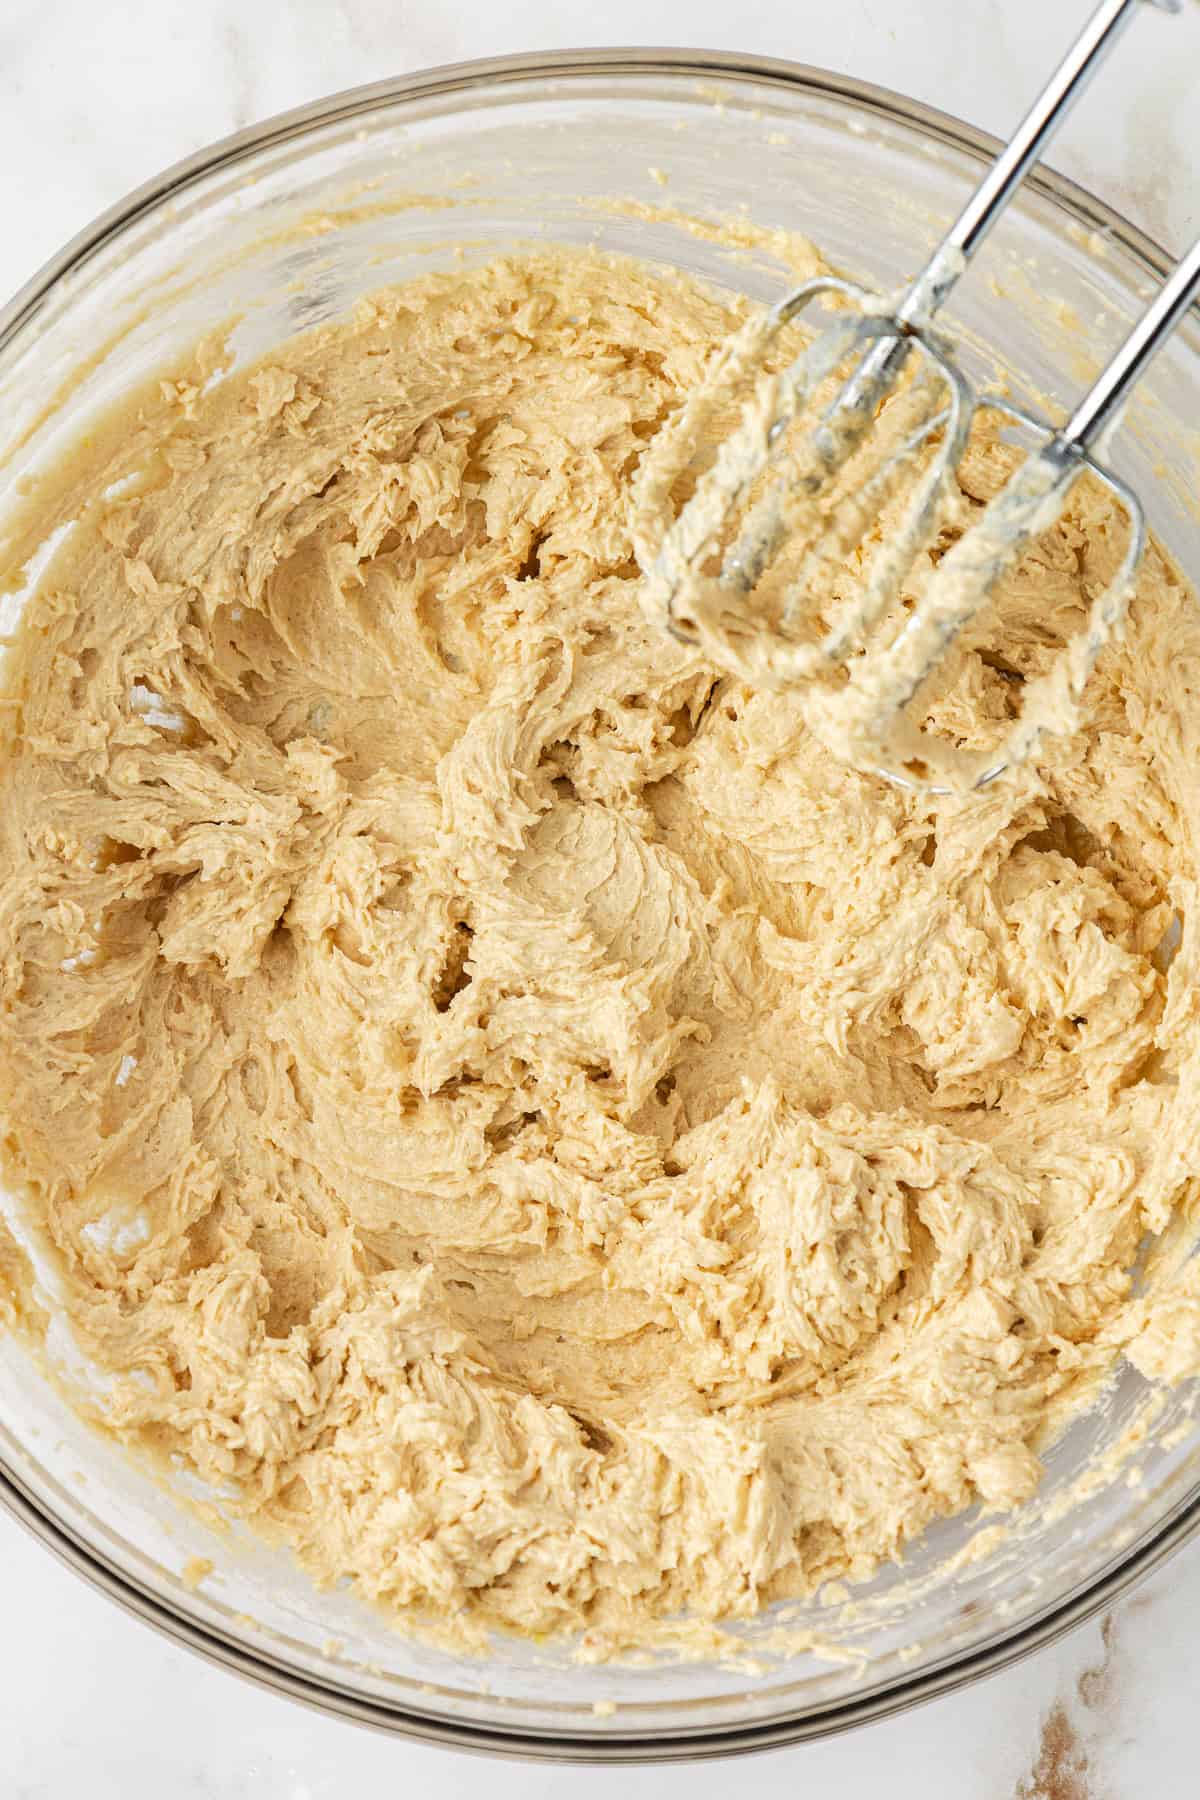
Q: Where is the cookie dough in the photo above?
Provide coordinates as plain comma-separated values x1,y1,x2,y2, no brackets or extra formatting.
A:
1,250,1199,1648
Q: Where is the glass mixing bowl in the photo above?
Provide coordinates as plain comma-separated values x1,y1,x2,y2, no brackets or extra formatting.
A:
2,49,1200,1764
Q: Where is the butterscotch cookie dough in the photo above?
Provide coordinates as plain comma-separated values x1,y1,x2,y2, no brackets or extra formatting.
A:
1,250,1199,1649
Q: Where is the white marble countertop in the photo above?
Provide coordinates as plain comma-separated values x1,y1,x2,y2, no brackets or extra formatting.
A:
1,1,1198,1793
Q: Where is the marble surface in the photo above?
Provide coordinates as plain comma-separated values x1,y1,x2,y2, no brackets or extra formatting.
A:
1,0,1198,1793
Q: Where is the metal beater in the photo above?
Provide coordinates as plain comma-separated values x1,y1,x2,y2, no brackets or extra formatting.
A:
633,0,1200,791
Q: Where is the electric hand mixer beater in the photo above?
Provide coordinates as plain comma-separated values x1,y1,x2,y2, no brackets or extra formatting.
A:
633,0,1200,791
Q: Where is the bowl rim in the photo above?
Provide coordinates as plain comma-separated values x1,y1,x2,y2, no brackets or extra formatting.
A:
1,43,1197,1764
0,44,1189,359
4,1442,1200,1763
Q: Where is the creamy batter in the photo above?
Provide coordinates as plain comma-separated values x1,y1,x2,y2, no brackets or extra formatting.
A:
1,249,1200,1649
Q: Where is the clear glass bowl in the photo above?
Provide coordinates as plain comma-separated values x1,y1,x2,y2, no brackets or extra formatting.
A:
2,49,1199,1763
